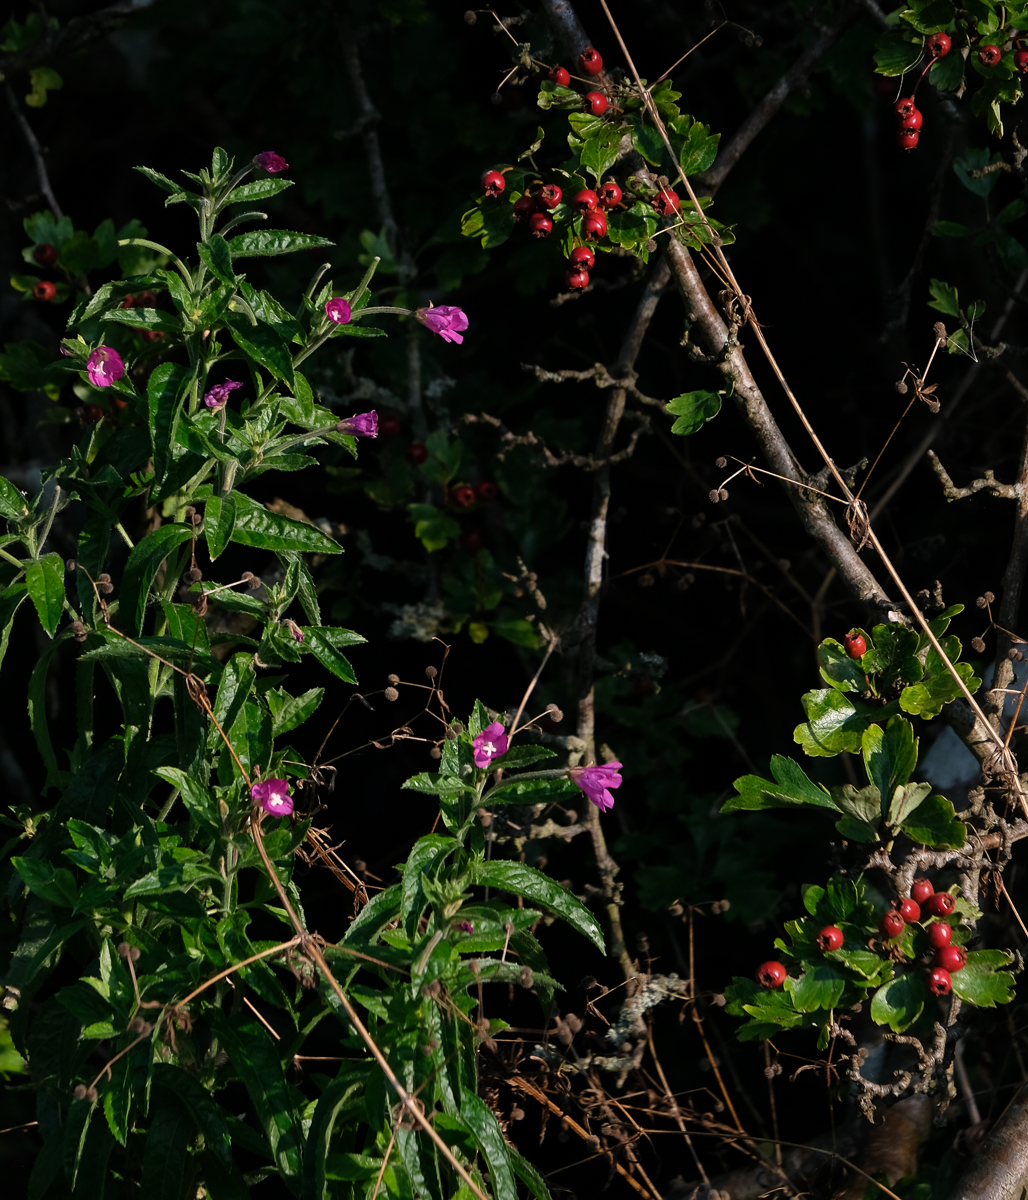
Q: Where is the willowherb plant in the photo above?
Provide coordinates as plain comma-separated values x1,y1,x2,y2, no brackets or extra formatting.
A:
0,147,625,1197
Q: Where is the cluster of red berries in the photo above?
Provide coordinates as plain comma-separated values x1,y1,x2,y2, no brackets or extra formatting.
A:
547,47,608,116
450,481,498,508
31,245,60,301
894,96,924,151
756,878,965,1000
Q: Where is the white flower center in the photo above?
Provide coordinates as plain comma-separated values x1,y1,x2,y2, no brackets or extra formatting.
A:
481,740,496,756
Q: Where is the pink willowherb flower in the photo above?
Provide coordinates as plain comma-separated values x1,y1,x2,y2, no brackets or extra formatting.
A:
415,305,468,345
455,920,474,934
86,347,125,388
251,778,293,816
568,762,622,812
283,618,304,643
325,298,352,325
472,721,508,768
335,411,378,438
255,151,289,174
204,379,243,409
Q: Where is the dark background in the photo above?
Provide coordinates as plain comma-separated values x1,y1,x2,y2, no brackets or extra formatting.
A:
1,0,1026,1193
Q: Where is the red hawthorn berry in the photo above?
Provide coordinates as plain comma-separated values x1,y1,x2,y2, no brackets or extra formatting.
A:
1016,50,1028,74
927,921,953,949
451,485,476,508
119,294,136,309
924,892,956,918
894,97,917,118
568,245,595,269
597,181,622,208
136,291,157,306
581,212,607,242
32,281,56,302
379,417,402,438
929,967,952,996
652,188,680,216
573,188,599,214
32,243,58,267
538,184,562,209
460,531,484,554
528,212,553,239
565,267,590,290
843,632,866,659
584,91,608,116
482,170,506,197
475,481,498,502
756,961,787,988
879,911,905,940
901,108,923,131
579,47,603,76
141,330,165,343
548,65,571,87
927,32,951,58
911,878,934,905
898,897,921,923
406,443,429,465
897,130,920,150
979,44,1002,67
817,925,844,952
513,196,537,221
935,945,967,973
82,404,104,423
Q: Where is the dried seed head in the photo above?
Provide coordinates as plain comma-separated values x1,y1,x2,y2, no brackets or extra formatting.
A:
708,489,721,504
519,966,535,988
934,321,948,342
66,559,77,573
972,637,986,653
895,381,908,394
715,456,727,468
451,722,463,734
669,902,684,916
387,673,400,684
242,571,261,590
190,511,202,526
97,573,114,595
130,1018,152,1034
117,942,132,958
976,595,989,609
464,9,476,22
429,746,442,759
71,621,88,643
185,506,196,518
73,1084,88,1099
444,725,457,740
546,703,563,722
130,946,141,962
511,1106,525,1121
718,487,729,501
711,993,726,1007
638,572,655,587
985,591,995,603
586,1135,601,1150
384,686,399,702
425,665,438,680
184,566,202,585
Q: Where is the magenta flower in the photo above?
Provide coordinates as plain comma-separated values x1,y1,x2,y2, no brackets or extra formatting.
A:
415,305,469,345
335,411,378,438
473,721,508,768
455,920,474,934
204,379,243,409
251,778,293,816
255,151,289,174
86,347,125,388
568,762,622,812
325,298,352,325
283,618,304,643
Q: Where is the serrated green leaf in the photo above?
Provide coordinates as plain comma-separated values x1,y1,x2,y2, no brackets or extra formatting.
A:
197,234,237,286
227,229,334,258
458,1091,519,1200
302,1074,365,1200
26,552,65,637
631,123,664,165
870,971,926,1032
899,793,967,847
928,278,960,316
863,718,917,810
950,949,1015,1006
225,312,294,385
474,861,604,952
725,754,839,813
818,639,867,693
666,390,721,435
120,524,193,636
230,492,341,554
228,178,295,204
148,362,192,494
139,1089,193,1200
784,961,846,1012
794,689,872,757
101,307,183,334
887,780,931,828
204,493,236,561
304,626,365,683
578,129,622,184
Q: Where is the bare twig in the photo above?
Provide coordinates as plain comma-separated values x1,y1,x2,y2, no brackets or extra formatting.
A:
5,83,62,217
